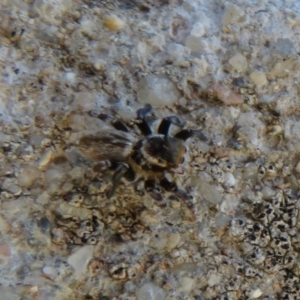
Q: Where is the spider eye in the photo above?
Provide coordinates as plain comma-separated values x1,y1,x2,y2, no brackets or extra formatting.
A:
181,157,185,164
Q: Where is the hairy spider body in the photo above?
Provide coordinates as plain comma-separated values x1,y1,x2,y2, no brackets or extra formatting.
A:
79,129,134,163
78,104,209,209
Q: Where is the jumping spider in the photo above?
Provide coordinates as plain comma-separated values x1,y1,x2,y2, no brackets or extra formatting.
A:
78,104,209,212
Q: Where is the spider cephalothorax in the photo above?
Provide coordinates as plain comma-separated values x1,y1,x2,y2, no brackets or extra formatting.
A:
78,104,209,210
131,134,186,170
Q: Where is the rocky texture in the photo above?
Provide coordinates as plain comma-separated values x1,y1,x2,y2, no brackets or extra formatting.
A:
1,0,300,299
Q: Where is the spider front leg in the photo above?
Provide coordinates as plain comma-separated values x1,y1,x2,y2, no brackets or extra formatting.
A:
158,116,185,136
174,129,209,143
144,179,164,202
160,177,194,212
136,104,152,136
88,111,129,132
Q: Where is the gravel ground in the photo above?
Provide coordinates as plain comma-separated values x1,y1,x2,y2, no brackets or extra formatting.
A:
1,0,300,299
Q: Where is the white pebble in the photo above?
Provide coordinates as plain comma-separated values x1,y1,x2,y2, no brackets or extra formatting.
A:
36,191,50,205
18,165,40,187
167,43,190,61
80,19,97,37
1,179,22,196
179,277,194,292
249,288,263,299
167,233,181,251
42,266,58,278
74,92,97,111
137,283,166,300
67,245,94,276
151,232,180,251
207,273,222,286
64,72,76,83
258,93,277,105
236,126,258,149
222,3,244,25
185,35,206,53
224,172,236,189
137,75,180,107
44,168,64,185
215,212,231,227
250,71,267,87
242,162,258,181
195,181,223,204
229,53,248,72
220,194,239,215
260,186,276,200
190,22,205,37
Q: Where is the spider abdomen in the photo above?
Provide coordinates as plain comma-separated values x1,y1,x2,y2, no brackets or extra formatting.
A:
78,129,135,162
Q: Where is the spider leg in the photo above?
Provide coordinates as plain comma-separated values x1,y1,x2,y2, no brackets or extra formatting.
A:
136,104,152,136
137,104,152,119
106,163,129,199
88,111,129,132
144,179,164,202
160,177,194,212
158,116,185,135
123,165,136,182
111,119,129,132
174,129,209,142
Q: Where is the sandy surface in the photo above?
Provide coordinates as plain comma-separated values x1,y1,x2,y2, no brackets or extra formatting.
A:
1,0,300,299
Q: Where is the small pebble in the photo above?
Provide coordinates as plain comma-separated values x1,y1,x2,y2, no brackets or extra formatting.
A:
103,15,125,31
137,283,166,300
209,83,244,105
74,92,97,111
207,273,222,286
222,3,244,25
272,38,295,57
258,93,278,105
1,179,22,196
224,172,236,189
190,22,205,37
196,181,223,204
185,35,206,53
167,233,181,251
250,71,267,87
179,277,194,293
243,162,258,180
36,191,50,205
39,150,53,168
18,165,40,187
229,53,248,72
271,60,294,78
44,168,65,189
67,245,94,276
249,288,263,299
42,266,58,279
137,75,180,107
215,212,231,227
167,43,190,61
